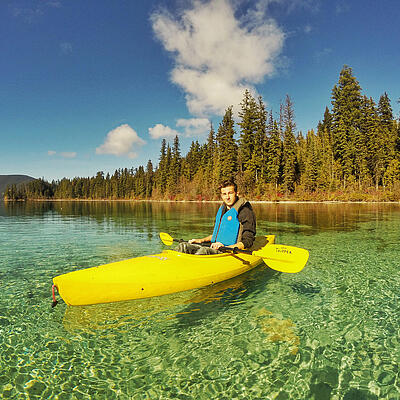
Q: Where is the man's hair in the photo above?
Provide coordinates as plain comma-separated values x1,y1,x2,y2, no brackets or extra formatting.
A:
218,178,237,192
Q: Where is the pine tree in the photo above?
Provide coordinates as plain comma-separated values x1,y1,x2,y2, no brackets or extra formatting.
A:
265,114,282,189
145,160,154,198
301,130,318,191
378,92,394,128
215,106,238,183
361,96,381,188
238,90,258,175
254,96,268,183
331,65,363,187
168,135,182,195
165,144,173,195
156,139,167,194
318,107,333,137
353,124,370,188
378,92,397,160
316,124,336,190
282,95,297,192
183,140,201,180
383,159,400,187
135,166,146,198
200,123,217,196
93,171,105,198
296,131,306,188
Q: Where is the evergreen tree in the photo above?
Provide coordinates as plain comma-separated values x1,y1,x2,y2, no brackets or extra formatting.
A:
201,123,217,194
318,107,333,137
282,95,297,192
331,65,363,186
135,166,146,197
383,159,400,187
145,160,154,198
165,144,173,195
104,173,111,198
361,96,381,187
238,90,258,174
265,114,282,188
378,92,397,160
183,140,201,181
93,171,105,198
215,106,238,182
156,139,167,194
378,92,394,128
296,131,306,187
254,96,268,183
167,135,182,195
301,130,319,191
316,125,336,190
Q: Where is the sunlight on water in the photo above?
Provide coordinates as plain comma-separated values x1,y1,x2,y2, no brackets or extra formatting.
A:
0,201,399,399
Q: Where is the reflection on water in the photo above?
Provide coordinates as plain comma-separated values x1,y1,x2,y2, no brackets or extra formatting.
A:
1,201,400,399
2,200,399,234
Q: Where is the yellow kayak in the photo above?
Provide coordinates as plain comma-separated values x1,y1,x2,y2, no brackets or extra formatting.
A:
53,235,275,306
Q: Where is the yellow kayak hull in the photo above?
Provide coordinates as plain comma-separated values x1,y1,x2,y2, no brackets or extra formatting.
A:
53,235,275,306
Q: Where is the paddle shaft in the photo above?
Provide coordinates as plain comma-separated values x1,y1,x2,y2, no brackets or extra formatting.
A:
171,237,250,254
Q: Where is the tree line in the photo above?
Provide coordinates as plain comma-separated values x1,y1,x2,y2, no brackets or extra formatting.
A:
5,65,400,202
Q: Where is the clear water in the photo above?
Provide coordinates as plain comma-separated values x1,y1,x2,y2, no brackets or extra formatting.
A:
0,201,399,399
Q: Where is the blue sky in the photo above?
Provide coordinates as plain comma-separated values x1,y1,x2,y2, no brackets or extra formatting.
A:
1,0,399,181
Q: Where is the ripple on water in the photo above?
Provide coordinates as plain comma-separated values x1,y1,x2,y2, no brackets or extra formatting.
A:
1,202,400,399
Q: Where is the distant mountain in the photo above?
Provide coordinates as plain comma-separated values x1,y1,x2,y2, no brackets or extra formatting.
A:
0,175,36,197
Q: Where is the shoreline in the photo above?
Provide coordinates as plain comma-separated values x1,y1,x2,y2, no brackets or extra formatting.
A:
2,198,400,204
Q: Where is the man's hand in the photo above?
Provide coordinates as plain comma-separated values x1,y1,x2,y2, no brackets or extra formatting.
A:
189,238,201,244
210,242,224,250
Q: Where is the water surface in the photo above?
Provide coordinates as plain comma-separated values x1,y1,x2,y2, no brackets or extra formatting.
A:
0,201,399,399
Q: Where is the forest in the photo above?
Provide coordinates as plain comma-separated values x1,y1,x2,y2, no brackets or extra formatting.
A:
4,66,400,202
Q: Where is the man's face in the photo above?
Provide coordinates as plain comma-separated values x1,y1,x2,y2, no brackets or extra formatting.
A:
220,185,237,207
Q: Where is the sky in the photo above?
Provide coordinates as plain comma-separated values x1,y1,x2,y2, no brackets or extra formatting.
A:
1,0,399,181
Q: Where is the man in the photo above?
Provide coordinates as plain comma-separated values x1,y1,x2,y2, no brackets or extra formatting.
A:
176,179,256,255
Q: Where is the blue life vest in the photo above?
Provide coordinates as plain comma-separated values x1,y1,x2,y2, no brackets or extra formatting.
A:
211,198,246,246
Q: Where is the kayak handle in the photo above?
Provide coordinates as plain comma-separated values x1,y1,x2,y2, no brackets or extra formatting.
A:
51,284,58,308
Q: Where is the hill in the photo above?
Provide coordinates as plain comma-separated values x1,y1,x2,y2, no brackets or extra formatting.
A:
0,175,36,197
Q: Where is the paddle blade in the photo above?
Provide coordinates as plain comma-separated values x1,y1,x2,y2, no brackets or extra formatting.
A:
160,232,174,246
253,244,309,273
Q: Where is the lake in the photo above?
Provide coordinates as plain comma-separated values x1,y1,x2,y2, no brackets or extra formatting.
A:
0,201,399,399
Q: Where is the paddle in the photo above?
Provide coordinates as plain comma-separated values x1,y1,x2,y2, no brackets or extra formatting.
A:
159,232,309,273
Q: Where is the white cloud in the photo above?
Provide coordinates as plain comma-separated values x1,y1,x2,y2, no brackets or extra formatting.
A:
151,0,285,116
47,150,77,158
314,47,332,63
60,152,77,158
60,42,73,55
12,6,43,22
336,1,350,14
96,124,146,158
46,1,62,8
12,1,62,22
148,124,180,139
304,24,312,34
176,118,210,137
